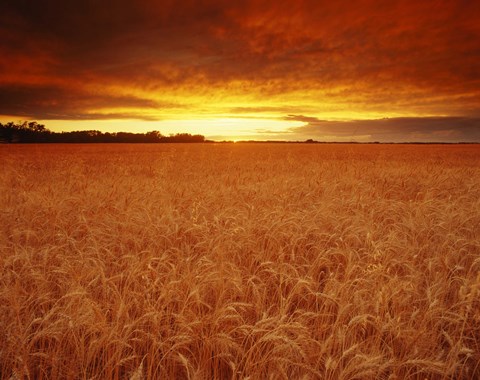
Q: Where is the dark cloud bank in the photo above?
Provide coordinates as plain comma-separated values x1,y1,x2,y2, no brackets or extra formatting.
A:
284,116,480,143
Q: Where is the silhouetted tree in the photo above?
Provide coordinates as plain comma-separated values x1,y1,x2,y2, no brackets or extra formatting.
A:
0,122,207,143
145,131,162,142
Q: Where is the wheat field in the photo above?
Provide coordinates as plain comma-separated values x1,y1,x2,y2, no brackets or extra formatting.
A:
0,143,479,379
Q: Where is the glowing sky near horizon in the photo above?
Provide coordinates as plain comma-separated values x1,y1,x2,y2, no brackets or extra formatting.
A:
1,0,479,141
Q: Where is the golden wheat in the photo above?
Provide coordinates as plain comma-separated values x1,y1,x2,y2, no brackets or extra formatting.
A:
0,143,479,379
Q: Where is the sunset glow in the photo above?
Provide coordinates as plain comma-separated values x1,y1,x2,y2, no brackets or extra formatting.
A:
1,0,479,141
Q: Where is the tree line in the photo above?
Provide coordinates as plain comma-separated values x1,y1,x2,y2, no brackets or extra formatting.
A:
0,121,207,143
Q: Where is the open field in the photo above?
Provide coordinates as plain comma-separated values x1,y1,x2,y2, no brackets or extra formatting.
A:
1,143,479,379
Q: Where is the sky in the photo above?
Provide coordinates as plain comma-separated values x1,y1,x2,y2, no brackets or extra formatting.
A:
1,0,479,142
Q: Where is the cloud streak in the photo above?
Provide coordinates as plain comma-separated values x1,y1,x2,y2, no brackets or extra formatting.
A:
0,84,182,120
